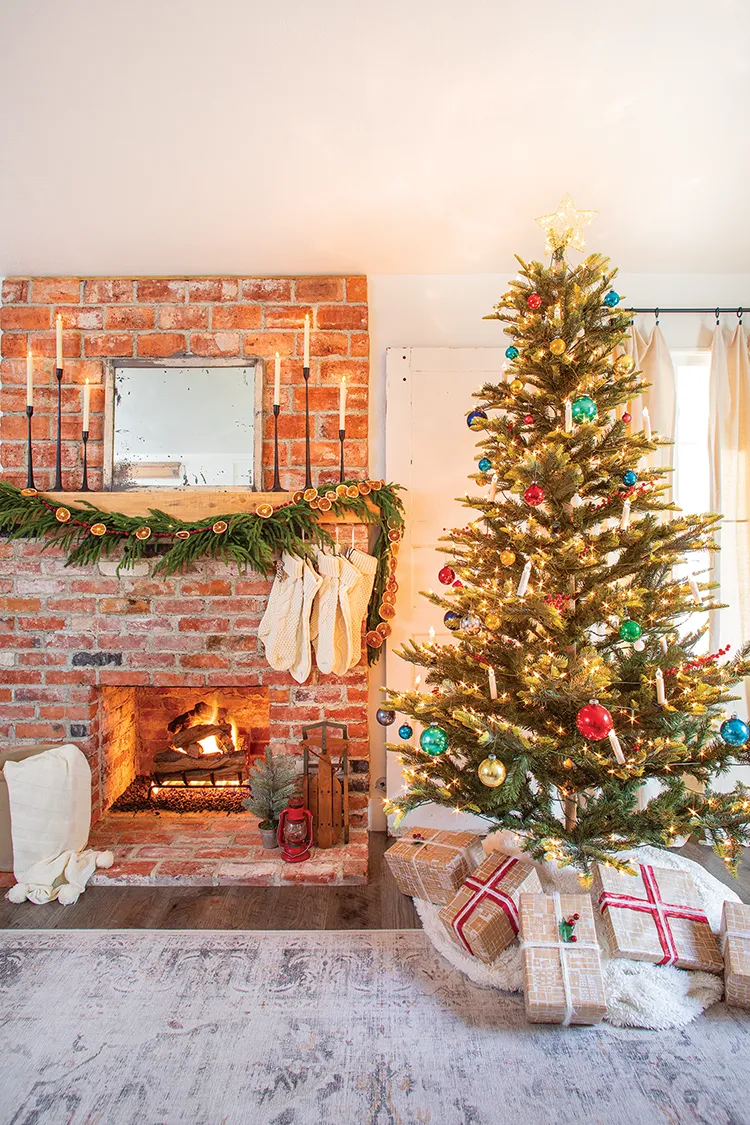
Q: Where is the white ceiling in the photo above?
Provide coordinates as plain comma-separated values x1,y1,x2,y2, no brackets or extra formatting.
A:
1,0,748,276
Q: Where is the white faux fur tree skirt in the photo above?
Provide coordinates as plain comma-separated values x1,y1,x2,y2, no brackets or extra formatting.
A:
416,845,739,1030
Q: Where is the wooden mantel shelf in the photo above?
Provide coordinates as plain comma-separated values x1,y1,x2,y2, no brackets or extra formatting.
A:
43,490,374,522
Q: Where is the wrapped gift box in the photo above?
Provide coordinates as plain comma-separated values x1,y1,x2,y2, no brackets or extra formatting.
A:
593,862,723,974
439,852,542,963
385,825,484,904
519,892,606,1025
721,900,750,1008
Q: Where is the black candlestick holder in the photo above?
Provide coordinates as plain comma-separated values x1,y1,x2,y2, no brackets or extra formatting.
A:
80,430,90,492
25,405,35,490
303,365,312,489
271,404,283,491
54,367,63,491
338,428,345,483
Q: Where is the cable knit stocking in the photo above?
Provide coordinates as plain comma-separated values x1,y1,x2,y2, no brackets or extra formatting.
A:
311,549,346,675
331,554,366,675
290,559,323,684
346,547,378,669
257,552,305,671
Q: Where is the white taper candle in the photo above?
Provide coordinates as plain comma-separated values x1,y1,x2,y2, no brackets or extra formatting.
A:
273,352,281,405
488,666,498,700
620,499,631,531
517,559,532,597
608,729,626,765
303,314,310,368
656,668,666,706
564,399,572,432
689,576,701,604
56,314,63,369
339,376,347,429
26,351,33,408
83,380,90,432
660,635,669,655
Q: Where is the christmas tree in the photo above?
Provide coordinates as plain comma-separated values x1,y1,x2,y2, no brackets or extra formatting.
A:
384,195,750,876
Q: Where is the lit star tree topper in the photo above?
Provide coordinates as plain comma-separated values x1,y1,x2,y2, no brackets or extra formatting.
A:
535,193,598,256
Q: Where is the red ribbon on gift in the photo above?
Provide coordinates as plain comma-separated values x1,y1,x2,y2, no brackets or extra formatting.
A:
451,855,519,955
598,863,709,966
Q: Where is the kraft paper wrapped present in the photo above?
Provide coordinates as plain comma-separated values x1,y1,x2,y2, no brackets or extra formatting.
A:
439,852,542,963
721,900,750,1008
519,892,606,1026
593,861,723,974
385,825,484,905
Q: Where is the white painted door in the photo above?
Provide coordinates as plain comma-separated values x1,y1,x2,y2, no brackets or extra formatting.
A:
384,347,506,830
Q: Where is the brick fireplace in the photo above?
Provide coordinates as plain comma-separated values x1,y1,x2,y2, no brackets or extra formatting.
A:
0,276,372,886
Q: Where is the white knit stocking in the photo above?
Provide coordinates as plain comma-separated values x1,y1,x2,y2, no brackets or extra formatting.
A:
346,547,378,669
290,559,323,684
258,552,305,671
331,554,365,675
311,549,345,675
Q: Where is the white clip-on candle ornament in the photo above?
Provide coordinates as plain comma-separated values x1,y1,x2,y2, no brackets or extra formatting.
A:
620,498,631,531
488,472,498,503
608,728,626,765
517,560,532,597
564,399,572,433
688,575,702,604
487,666,498,700
656,668,667,706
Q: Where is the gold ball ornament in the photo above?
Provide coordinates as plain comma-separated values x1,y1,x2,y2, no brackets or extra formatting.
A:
509,378,524,393
500,549,516,567
478,754,507,788
212,520,228,535
135,525,152,541
90,522,107,537
55,507,71,523
255,503,274,518
549,338,566,356
615,354,636,374
484,613,501,630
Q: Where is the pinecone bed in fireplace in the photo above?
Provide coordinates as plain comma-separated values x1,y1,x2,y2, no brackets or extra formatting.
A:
152,700,247,787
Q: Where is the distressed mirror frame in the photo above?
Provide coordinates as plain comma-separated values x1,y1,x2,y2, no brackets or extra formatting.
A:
102,356,265,491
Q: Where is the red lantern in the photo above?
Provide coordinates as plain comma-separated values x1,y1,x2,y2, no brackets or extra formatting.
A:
277,796,314,863
576,700,614,741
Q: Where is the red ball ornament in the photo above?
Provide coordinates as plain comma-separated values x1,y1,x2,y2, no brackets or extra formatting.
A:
523,414,534,425
438,566,456,585
576,700,614,741
452,579,464,588
527,293,543,310
523,483,546,507
622,412,632,424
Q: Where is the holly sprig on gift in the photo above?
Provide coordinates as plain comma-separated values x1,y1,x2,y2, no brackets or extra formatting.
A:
0,480,405,665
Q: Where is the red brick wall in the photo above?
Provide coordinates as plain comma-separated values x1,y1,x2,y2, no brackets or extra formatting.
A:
0,275,368,491
0,276,371,824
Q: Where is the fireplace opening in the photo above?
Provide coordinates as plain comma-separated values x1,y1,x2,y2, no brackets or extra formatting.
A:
101,685,269,814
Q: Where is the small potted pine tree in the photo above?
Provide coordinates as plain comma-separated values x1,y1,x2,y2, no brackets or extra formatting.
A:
243,748,299,849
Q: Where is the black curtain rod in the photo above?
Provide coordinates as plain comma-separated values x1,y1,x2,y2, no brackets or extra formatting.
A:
628,306,746,316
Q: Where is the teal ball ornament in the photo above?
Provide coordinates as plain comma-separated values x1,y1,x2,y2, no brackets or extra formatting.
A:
720,714,750,747
467,409,488,430
398,723,413,741
444,611,461,631
619,619,642,642
505,345,519,360
376,708,396,727
571,395,598,423
622,470,638,487
604,290,621,308
478,457,492,473
420,723,449,756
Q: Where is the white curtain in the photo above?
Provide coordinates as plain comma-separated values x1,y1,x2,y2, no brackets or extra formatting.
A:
708,323,750,712
626,325,676,504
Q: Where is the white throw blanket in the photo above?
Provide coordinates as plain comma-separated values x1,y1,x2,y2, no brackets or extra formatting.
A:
3,744,113,905
416,845,738,1030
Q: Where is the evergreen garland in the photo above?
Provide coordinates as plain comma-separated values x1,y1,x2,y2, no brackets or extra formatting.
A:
0,480,404,665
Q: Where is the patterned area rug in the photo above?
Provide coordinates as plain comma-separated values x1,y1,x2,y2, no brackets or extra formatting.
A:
2,929,750,1125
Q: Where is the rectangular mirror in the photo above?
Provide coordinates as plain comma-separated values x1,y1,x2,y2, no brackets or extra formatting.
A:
104,359,263,490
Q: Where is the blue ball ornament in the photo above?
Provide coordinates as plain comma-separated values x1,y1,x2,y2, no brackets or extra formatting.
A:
604,290,621,308
720,714,750,747
420,723,449,756
622,470,638,487
478,457,492,473
571,395,598,423
467,409,488,431
398,723,413,741
505,345,519,360
444,611,461,631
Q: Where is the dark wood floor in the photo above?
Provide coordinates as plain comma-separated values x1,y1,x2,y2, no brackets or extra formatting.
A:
0,835,746,931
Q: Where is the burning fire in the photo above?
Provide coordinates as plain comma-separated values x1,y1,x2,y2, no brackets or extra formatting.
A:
198,735,223,756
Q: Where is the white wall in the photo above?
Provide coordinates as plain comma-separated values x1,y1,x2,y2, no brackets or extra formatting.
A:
366,271,750,828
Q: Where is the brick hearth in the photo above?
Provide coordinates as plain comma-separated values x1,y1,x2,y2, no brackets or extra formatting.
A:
0,275,372,888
